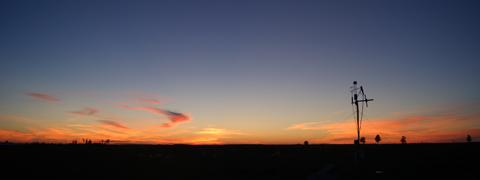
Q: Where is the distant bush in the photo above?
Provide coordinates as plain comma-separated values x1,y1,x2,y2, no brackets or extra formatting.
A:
401,136,407,144
375,135,381,143
360,137,366,144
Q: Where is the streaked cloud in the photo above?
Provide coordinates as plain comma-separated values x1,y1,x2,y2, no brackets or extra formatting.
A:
119,106,165,114
1,116,29,121
27,93,61,101
118,106,192,127
68,107,117,120
164,110,191,123
67,124,92,127
97,120,130,130
283,122,329,130
137,98,162,104
69,107,98,116
0,129,36,143
198,128,246,135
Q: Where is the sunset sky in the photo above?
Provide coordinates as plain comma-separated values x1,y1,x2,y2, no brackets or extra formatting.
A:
1,0,479,144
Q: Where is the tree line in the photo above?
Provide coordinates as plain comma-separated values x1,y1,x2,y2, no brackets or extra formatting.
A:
69,138,110,145
359,134,473,144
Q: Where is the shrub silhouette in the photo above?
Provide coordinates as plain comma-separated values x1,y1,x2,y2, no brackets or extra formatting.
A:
401,136,407,144
375,134,381,143
84,138,93,144
360,137,366,144
467,135,472,143
304,141,308,145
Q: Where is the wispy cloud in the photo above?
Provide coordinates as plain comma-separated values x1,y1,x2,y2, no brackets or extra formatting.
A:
97,120,130,130
118,106,192,127
198,128,246,135
0,129,36,143
283,122,329,130
1,116,29,121
67,124,92,128
27,93,61,101
137,98,162,104
124,91,171,104
164,110,191,123
68,107,117,120
119,106,165,114
69,107,98,116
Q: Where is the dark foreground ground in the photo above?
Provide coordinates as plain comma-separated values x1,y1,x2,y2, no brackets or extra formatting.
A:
1,143,479,179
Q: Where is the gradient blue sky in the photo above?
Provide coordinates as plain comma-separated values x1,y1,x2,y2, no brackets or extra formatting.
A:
1,0,479,144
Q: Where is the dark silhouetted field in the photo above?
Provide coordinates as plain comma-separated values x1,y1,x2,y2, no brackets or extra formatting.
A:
1,143,478,179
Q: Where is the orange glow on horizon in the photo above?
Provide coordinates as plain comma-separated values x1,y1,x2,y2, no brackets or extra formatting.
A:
1,92,478,145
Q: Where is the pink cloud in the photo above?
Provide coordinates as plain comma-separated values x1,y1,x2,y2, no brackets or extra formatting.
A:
137,98,162,104
157,124,172,128
164,110,191,123
118,106,192,127
69,107,98,116
118,106,165,114
283,122,329,130
97,120,130,130
68,107,117,120
27,93,61,101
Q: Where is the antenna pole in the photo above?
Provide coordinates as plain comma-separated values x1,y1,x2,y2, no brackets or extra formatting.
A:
353,81,360,143
351,81,374,170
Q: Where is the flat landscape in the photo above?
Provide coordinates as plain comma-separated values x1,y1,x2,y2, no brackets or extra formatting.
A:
1,143,478,179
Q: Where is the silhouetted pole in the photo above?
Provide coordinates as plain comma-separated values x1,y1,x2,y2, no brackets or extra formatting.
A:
353,81,360,143
351,81,373,169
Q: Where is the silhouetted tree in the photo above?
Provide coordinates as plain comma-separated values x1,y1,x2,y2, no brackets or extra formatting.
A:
401,136,406,144
360,137,366,144
5,140,8,143
88,140,92,144
467,135,472,143
375,134,381,143
304,141,308,145
105,139,110,145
